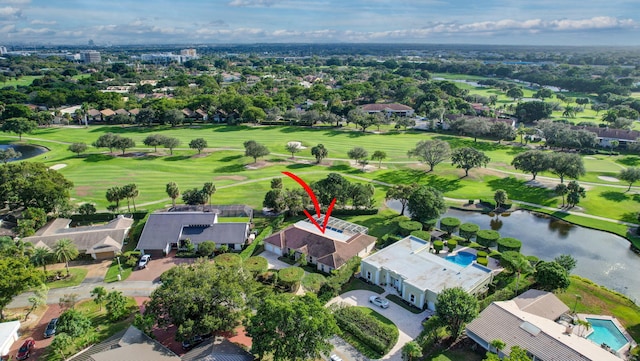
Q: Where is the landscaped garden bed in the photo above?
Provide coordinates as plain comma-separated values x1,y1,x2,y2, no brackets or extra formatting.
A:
333,305,399,357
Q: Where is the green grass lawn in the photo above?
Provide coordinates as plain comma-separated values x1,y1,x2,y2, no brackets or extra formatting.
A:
556,275,640,342
340,277,384,294
426,349,485,361
0,75,43,88
45,267,88,289
104,259,133,283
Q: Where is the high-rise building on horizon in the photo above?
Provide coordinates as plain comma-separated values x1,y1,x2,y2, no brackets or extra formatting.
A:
81,50,101,63
180,48,196,57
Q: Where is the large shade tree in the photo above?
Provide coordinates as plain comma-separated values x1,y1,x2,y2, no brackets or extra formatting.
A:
619,167,640,191
0,162,73,213
451,147,490,177
386,184,417,216
549,153,585,183
407,139,451,172
0,256,43,320
247,293,338,361
145,260,258,341
511,150,551,180
407,185,446,223
1,117,37,140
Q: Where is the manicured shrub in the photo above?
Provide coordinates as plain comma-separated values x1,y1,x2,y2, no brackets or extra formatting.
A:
459,223,479,241
526,255,540,266
433,240,444,254
278,266,304,284
410,230,431,242
446,239,457,252
497,237,522,252
423,218,438,230
476,257,488,266
440,217,461,235
476,250,488,258
244,256,268,275
476,230,500,248
213,253,242,268
398,221,422,236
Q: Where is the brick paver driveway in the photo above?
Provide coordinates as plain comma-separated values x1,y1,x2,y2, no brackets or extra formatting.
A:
327,290,430,361
127,251,195,282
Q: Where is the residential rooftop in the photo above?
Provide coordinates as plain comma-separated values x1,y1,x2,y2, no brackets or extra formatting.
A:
361,235,493,293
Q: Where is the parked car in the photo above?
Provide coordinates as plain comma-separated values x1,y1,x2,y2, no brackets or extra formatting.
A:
138,254,151,269
369,295,390,309
44,318,58,338
330,354,343,361
16,338,35,360
181,335,204,350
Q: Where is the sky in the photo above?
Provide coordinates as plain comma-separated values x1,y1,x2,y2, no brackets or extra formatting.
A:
0,0,639,46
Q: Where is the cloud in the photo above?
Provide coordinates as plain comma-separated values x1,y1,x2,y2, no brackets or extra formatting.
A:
0,6,21,17
30,19,56,25
0,0,29,4
227,0,280,7
208,19,228,28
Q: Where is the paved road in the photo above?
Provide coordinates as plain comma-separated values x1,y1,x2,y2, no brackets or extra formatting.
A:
327,290,429,361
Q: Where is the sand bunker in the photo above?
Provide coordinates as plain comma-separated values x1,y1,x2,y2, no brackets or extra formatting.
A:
287,141,307,150
598,176,619,182
49,164,67,170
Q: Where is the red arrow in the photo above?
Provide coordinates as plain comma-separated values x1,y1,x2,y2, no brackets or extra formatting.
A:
282,171,336,234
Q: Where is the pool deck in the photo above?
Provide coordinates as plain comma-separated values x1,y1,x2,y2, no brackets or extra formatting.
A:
437,246,502,270
576,313,637,359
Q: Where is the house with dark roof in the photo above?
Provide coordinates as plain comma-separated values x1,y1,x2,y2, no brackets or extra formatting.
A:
22,216,134,260
466,290,626,361
68,326,180,361
182,336,253,361
263,217,376,273
137,212,250,256
361,103,415,117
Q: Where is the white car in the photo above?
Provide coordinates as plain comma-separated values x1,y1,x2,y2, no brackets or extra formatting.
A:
369,295,390,309
330,355,342,361
138,254,151,269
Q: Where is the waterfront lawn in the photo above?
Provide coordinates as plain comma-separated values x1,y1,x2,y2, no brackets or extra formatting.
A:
557,275,640,342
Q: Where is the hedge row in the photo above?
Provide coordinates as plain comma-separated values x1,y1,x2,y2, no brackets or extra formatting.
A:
334,306,398,355
70,210,148,223
240,226,272,260
410,230,431,242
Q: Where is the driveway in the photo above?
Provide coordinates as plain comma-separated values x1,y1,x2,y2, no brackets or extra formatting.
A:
126,251,195,282
8,304,62,360
259,250,295,270
327,290,429,361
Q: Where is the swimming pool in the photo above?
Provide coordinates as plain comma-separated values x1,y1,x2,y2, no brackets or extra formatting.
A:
445,251,476,267
586,318,628,351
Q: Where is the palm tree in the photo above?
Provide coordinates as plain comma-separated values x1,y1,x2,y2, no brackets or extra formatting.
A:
401,341,423,361
494,189,508,210
106,186,123,211
53,239,79,277
510,254,533,294
202,182,216,207
91,286,107,311
12,239,33,257
490,339,506,355
31,246,52,272
166,182,180,207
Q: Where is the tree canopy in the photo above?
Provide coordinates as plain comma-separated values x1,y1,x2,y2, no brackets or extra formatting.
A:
511,150,551,180
145,260,258,340
407,139,451,172
1,117,37,140
0,256,43,319
407,185,446,223
535,261,570,291
247,293,338,361
0,162,73,213
436,287,479,339
244,140,270,163
549,153,585,183
451,147,490,176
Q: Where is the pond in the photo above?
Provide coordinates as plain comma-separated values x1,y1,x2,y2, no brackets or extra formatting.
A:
386,200,640,302
0,144,48,161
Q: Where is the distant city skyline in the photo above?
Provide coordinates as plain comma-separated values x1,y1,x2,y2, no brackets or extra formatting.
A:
0,0,638,46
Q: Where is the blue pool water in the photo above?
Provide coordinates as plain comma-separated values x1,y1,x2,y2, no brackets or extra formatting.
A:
445,251,476,267
586,318,628,351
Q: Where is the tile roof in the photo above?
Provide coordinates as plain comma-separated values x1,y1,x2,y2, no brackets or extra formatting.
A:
513,289,569,321
23,216,133,253
263,221,376,269
570,125,640,141
466,297,623,361
100,108,115,117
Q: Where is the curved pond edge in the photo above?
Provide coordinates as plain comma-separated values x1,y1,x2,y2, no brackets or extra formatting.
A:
448,204,640,254
0,141,51,160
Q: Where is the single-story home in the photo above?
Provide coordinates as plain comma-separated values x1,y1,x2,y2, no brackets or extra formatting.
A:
181,336,254,361
571,125,639,148
22,216,134,260
466,290,625,361
361,103,415,117
136,212,250,256
68,326,180,361
264,217,376,273
360,235,497,310
0,321,20,357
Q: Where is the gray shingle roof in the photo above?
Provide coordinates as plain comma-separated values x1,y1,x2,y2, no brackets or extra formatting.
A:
182,337,253,361
513,289,569,321
137,212,248,251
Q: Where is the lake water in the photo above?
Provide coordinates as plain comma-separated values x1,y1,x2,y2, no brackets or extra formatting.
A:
386,200,640,302
0,144,48,161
